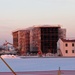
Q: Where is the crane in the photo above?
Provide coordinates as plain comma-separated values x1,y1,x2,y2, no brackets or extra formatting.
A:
3,40,13,46
3,40,17,55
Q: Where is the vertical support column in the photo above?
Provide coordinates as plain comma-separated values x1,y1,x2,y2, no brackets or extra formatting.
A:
58,67,61,75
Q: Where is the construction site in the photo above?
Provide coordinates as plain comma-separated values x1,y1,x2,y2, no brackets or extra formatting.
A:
12,25,66,56
0,40,18,55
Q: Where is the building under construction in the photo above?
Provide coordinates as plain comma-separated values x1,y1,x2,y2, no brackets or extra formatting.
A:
12,25,66,55
30,25,66,54
12,29,30,55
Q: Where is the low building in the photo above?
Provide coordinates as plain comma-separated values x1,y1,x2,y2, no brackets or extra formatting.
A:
57,38,75,56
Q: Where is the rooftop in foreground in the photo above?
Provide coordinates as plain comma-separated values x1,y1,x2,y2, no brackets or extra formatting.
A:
1,70,75,75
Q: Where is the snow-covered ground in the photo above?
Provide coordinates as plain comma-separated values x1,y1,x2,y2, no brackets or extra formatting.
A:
1,55,20,59
0,57,75,72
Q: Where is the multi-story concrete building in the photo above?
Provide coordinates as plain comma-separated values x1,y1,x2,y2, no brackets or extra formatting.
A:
12,25,66,55
57,38,75,56
30,25,66,54
12,29,30,55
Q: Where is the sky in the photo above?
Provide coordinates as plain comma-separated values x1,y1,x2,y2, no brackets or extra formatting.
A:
0,0,75,45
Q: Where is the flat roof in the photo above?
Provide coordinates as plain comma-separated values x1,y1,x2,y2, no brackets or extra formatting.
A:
61,38,75,42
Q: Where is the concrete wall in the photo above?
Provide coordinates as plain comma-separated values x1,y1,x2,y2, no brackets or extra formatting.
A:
57,39,64,56
63,42,75,56
57,39,75,56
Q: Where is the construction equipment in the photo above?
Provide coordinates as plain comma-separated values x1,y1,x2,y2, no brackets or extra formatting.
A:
2,40,18,55
3,40,13,47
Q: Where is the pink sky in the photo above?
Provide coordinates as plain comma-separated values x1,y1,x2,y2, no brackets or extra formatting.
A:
0,0,75,45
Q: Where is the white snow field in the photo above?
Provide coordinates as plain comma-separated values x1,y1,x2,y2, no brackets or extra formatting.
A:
0,56,75,72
